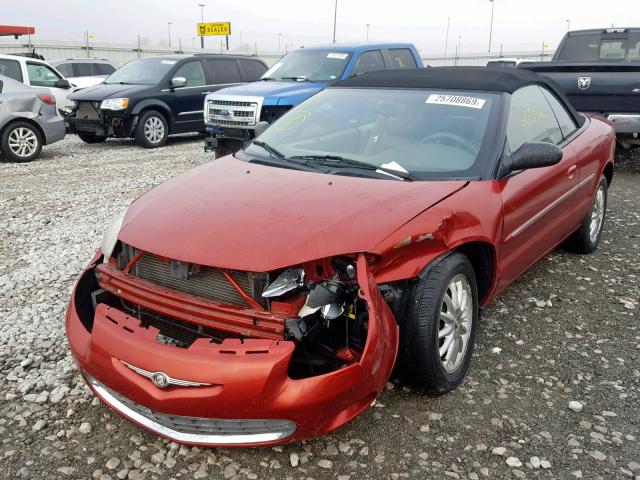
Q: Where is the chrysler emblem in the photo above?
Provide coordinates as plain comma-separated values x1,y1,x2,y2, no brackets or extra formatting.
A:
121,360,211,388
578,77,591,90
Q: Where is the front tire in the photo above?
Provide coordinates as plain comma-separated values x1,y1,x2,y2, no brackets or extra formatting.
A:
563,175,608,254
1,122,43,163
400,252,479,394
134,110,168,148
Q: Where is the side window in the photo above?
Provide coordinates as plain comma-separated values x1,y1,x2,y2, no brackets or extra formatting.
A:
352,50,385,76
506,85,563,152
26,62,61,87
55,63,74,77
173,60,206,87
205,59,242,84
388,48,417,69
95,63,116,75
0,59,23,81
539,87,578,138
240,59,267,81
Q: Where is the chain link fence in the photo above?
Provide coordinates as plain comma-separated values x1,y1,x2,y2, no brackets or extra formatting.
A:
0,38,554,68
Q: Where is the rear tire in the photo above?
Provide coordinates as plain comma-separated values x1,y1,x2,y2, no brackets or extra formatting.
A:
400,252,479,394
77,133,107,144
562,175,608,254
1,122,43,163
134,110,168,148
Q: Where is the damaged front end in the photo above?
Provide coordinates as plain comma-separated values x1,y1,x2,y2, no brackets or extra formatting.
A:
66,244,398,446
65,101,132,137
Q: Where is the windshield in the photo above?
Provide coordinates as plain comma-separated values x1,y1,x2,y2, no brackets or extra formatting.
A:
104,58,177,85
243,88,499,180
261,50,352,83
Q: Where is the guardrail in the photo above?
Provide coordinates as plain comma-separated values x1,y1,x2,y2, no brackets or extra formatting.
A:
0,39,554,67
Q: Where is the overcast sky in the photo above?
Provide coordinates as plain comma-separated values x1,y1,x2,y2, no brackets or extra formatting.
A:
3,0,639,54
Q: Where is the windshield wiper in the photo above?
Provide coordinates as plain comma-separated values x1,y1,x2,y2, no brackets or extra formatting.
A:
249,140,286,159
289,154,415,181
258,77,275,81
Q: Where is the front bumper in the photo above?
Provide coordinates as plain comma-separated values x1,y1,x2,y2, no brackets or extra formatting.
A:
66,255,398,446
607,114,640,134
66,110,133,137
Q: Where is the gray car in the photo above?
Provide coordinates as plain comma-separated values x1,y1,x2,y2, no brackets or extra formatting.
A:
0,74,66,162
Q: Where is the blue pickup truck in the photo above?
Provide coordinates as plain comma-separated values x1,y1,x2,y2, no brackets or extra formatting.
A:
203,43,423,156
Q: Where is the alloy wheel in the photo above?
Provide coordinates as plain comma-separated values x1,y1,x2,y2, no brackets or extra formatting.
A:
8,127,38,158
589,184,606,243
144,117,165,144
439,274,473,373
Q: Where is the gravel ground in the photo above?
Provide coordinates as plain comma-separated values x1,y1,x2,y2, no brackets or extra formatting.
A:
0,135,639,480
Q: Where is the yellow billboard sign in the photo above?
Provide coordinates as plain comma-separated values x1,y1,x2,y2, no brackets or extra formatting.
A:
197,22,231,36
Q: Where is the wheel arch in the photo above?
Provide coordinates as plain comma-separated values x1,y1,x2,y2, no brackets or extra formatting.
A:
130,101,174,132
602,162,614,187
415,241,497,306
0,117,46,144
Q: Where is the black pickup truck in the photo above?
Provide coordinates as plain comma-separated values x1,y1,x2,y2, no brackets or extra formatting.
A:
519,28,640,146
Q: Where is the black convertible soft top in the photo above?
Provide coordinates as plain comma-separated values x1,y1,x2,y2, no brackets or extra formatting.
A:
336,67,585,127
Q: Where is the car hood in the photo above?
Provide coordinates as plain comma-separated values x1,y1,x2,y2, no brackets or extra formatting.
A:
213,81,325,106
118,157,467,272
69,83,149,101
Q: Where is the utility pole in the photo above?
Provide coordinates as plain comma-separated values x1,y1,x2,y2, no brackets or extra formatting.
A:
566,19,570,31
366,23,370,42
198,3,206,49
488,0,495,53
84,31,90,58
178,37,182,53
137,34,142,58
332,0,338,44
444,17,450,66
456,35,461,65
167,22,172,48
278,32,282,52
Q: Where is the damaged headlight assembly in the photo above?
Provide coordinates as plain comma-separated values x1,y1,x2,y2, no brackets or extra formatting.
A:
262,257,359,341
101,210,127,261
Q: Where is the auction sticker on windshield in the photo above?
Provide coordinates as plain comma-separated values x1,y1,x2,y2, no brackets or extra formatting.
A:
426,94,486,109
327,53,349,59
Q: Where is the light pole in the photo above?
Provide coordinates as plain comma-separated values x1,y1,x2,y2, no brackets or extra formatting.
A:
278,33,282,52
444,17,450,66
167,22,172,48
488,0,495,53
456,35,461,65
332,0,338,44
566,19,570,31
198,3,206,49
366,23,370,42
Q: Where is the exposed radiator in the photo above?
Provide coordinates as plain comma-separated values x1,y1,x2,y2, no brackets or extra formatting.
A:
131,252,260,308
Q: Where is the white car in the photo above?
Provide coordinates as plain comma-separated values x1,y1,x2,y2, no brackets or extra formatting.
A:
486,57,537,69
49,58,118,89
0,54,77,109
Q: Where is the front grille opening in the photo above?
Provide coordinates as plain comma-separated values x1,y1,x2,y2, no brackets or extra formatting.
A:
118,245,268,309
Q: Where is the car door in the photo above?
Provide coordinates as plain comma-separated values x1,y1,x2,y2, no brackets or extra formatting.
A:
350,50,386,77
164,59,209,132
26,61,72,108
498,85,580,289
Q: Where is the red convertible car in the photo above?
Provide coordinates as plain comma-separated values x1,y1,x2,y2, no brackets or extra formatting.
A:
66,68,615,446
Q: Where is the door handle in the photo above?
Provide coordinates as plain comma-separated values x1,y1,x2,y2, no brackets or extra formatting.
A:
567,165,577,179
